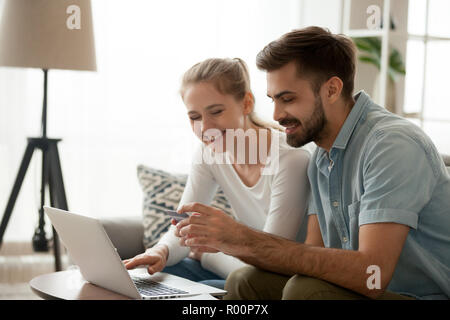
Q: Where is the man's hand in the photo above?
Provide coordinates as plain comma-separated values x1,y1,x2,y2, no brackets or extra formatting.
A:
175,202,249,256
123,244,168,275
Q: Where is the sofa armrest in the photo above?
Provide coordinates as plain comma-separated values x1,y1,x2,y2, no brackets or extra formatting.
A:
99,216,145,260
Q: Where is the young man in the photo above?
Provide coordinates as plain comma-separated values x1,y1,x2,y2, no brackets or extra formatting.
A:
175,26,450,299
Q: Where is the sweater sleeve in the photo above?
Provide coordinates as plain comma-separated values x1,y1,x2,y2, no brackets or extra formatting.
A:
262,148,311,240
157,144,219,266
200,252,247,279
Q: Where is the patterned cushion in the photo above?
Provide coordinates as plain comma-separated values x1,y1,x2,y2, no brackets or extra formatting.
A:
137,165,234,249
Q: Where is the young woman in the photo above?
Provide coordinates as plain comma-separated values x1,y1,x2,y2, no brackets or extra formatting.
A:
123,58,312,289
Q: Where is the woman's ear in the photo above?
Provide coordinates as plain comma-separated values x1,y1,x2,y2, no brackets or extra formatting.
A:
243,92,255,115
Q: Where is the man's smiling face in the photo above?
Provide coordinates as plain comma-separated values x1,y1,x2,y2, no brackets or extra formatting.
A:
267,61,327,148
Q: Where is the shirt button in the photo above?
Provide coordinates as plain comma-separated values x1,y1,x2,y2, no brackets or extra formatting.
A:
332,201,339,207
342,237,348,243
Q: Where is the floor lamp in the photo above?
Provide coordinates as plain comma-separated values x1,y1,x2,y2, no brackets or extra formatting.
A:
0,0,96,271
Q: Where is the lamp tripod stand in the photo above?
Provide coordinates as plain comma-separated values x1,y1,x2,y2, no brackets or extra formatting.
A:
0,69,67,271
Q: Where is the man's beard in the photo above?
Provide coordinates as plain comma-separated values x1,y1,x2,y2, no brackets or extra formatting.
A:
286,95,326,148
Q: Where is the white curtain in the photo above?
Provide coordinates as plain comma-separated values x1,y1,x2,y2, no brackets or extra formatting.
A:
0,0,305,241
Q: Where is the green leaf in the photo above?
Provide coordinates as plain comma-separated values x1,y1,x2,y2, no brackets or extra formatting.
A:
354,38,373,52
353,36,406,78
389,49,406,74
359,55,380,69
353,37,381,60
388,68,397,82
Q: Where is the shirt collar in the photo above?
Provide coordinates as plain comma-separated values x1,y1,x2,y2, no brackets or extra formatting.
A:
333,90,371,149
315,91,371,164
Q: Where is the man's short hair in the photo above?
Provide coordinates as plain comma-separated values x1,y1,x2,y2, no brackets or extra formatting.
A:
256,26,357,101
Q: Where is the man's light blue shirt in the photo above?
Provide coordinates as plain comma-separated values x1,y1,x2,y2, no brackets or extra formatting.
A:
307,91,450,299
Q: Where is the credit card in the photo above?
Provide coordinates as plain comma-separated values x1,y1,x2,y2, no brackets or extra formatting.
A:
165,210,190,221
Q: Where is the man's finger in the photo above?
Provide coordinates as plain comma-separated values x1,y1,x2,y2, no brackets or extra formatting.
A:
194,246,220,254
179,236,192,247
187,214,208,226
174,218,190,237
178,202,214,216
175,215,208,236
179,223,208,238
183,236,213,248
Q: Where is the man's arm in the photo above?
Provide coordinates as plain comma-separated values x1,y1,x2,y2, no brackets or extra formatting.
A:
233,222,409,299
177,203,409,299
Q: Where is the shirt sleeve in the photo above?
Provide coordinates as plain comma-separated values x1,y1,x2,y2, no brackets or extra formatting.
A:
307,194,317,216
359,130,438,229
263,148,311,240
200,252,247,279
157,144,219,266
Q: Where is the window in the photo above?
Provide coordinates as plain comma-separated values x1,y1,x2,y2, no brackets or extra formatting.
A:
342,0,450,154
404,0,450,153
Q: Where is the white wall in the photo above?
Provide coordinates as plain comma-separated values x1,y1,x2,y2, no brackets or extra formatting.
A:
300,0,342,32
0,0,304,241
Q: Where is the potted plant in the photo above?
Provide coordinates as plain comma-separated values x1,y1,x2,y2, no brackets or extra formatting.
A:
352,37,406,113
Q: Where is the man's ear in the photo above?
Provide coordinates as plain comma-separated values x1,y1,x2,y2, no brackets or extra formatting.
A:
243,92,255,115
325,76,344,104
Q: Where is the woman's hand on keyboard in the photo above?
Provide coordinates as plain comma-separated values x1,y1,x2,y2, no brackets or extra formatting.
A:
122,244,169,275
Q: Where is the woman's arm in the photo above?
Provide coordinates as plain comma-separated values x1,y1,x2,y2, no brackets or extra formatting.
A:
200,252,247,279
157,144,219,266
262,149,311,240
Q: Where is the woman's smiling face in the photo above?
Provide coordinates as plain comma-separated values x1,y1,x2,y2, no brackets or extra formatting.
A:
182,81,248,153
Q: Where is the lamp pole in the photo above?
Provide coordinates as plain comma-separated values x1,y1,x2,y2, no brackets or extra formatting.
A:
42,69,48,138
32,69,50,252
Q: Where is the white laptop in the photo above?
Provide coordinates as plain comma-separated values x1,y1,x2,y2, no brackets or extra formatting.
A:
44,206,227,299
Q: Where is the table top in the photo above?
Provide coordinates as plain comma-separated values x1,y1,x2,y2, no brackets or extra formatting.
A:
29,269,218,300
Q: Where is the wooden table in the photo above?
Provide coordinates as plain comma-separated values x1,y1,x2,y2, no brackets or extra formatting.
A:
29,269,218,300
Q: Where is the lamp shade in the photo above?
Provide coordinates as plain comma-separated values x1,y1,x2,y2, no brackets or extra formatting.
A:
0,0,96,71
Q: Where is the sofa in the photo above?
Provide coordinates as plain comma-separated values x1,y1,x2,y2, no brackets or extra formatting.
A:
100,155,450,261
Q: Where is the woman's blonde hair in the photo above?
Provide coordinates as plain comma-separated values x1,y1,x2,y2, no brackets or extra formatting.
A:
180,57,282,131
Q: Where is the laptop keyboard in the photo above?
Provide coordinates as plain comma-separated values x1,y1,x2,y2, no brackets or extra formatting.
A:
132,277,188,297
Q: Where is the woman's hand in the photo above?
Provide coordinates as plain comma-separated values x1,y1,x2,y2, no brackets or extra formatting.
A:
188,249,203,261
122,244,169,275
175,202,249,257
